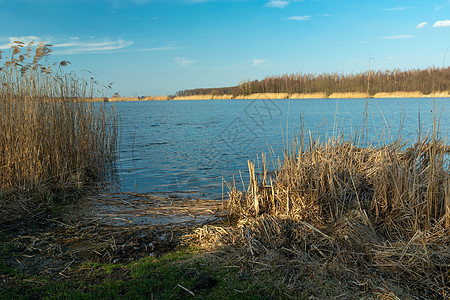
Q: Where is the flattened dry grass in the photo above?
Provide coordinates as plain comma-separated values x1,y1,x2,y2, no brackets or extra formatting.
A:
189,127,450,298
0,41,118,223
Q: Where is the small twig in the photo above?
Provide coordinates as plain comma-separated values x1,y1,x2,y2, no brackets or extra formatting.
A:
177,283,195,296
61,258,76,273
299,221,331,240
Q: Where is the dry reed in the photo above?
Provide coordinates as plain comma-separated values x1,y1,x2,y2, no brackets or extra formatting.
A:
373,91,424,98
0,41,118,223
173,94,234,100
328,92,370,98
189,122,450,297
289,92,328,99
234,93,289,100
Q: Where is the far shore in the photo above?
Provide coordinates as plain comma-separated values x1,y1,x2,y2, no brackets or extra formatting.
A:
173,91,450,100
90,91,450,102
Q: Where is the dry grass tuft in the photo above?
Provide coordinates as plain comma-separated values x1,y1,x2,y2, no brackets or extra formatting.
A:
373,91,424,98
188,127,450,297
173,94,234,100
328,92,370,98
234,93,289,100
0,41,118,223
289,92,328,99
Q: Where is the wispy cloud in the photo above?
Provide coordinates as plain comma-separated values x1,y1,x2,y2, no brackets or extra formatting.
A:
383,6,412,11
284,16,310,21
175,57,194,67
266,0,289,8
381,34,414,40
433,20,450,27
53,39,133,54
416,22,428,29
0,36,42,49
252,59,267,67
0,36,179,55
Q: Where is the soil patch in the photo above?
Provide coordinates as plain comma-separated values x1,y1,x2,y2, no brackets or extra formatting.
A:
0,192,224,277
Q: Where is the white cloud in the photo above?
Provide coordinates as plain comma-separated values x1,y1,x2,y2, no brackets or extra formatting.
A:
266,0,289,8
416,22,428,29
0,36,178,55
383,6,411,11
433,20,450,27
175,57,194,67
285,16,310,21
381,34,414,40
0,36,180,57
53,39,133,54
252,59,267,67
385,56,401,60
0,36,42,49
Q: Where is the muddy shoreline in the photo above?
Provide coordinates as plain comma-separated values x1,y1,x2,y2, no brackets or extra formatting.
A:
0,193,224,277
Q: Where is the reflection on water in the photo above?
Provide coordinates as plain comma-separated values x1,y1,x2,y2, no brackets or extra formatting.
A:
113,98,450,199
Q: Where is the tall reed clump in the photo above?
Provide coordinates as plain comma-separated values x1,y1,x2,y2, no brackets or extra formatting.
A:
0,41,118,223
191,125,450,297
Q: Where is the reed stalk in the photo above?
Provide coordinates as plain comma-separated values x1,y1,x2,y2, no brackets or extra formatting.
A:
0,41,118,223
191,114,450,297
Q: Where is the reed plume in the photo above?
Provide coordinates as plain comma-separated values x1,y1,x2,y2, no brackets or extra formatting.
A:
0,41,118,223
190,120,450,298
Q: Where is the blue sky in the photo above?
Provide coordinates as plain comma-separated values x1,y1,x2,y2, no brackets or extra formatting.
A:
0,0,449,96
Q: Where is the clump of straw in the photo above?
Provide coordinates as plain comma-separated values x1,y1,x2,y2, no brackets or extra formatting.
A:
189,128,450,298
0,41,118,223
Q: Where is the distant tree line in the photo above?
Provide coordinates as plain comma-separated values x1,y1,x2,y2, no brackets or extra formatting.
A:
175,67,449,97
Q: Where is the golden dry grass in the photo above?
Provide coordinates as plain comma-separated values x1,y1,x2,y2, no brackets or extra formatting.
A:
173,95,214,100
189,126,450,298
328,92,370,98
234,93,289,99
425,91,450,98
110,95,170,101
289,92,328,99
176,91,450,100
0,41,118,223
373,91,424,98
173,94,234,100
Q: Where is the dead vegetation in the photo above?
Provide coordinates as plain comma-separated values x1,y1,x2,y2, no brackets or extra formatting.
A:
0,41,118,223
0,193,223,276
188,128,450,298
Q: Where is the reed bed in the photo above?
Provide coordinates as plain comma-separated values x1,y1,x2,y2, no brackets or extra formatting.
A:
189,128,450,297
373,91,424,98
173,94,234,100
234,93,289,100
0,41,118,223
328,92,370,98
106,95,170,101
289,92,328,99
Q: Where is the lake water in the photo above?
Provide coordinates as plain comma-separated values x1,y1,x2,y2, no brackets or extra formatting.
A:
113,98,450,199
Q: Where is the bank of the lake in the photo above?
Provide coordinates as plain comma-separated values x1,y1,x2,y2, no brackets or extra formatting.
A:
172,91,450,100
90,91,450,101
3,123,450,299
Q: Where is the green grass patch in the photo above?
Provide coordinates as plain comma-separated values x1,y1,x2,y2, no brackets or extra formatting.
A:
0,246,300,299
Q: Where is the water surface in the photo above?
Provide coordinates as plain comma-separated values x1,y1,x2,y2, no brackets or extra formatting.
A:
113,98,450,199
